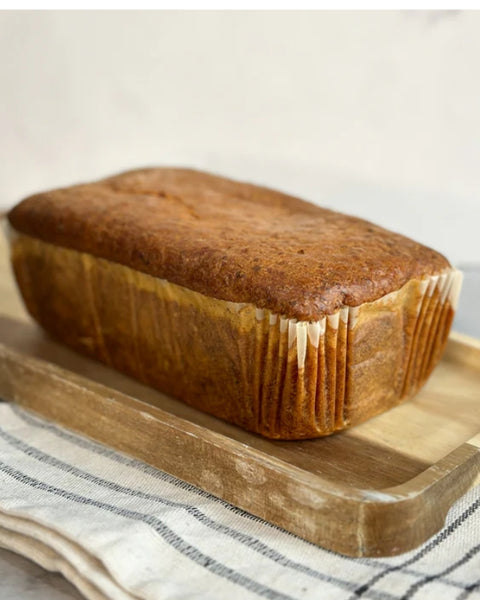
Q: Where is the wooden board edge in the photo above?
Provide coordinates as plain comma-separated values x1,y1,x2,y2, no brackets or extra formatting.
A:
1,337,479,557
0,341,374,556
445,330,480,370
450,330,480,348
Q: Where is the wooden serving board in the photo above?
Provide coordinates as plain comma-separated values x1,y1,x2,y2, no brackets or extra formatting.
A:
0,231,479,558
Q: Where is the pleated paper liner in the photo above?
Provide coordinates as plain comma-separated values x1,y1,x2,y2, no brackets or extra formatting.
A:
9,229,462,440
239,268,462,439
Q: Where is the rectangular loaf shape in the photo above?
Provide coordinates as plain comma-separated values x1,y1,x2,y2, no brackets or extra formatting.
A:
7,168,462,439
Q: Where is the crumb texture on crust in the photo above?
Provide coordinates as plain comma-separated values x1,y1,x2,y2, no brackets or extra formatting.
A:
10,232,459,439
8,168,450,320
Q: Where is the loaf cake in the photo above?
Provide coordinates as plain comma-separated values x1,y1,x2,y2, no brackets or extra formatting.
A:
6,168,462,439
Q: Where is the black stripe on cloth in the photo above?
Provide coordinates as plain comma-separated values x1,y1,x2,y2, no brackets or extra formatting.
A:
0,459,295,600
349,496,480,599
7,403,477,594
455,577,480,600
399,544,480,600
0,424,397,600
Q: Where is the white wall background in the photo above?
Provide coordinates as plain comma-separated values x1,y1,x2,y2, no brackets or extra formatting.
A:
1,10,479,265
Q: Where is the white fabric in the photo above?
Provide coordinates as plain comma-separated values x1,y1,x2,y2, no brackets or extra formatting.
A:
0,401,479,600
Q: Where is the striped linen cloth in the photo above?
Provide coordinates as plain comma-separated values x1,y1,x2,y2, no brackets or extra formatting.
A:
0,401,479,600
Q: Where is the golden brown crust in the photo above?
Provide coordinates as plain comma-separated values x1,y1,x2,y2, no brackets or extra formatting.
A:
8,167,450,321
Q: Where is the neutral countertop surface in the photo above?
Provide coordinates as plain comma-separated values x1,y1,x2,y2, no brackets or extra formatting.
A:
0,260,479,599
0,547,84,600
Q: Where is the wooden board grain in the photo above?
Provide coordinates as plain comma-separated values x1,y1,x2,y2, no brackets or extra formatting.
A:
0,224,479,557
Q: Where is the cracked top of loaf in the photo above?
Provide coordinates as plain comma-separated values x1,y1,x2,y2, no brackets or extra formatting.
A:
8,167,450,321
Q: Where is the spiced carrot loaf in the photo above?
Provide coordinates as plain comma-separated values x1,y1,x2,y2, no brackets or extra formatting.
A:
6,168,462,439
